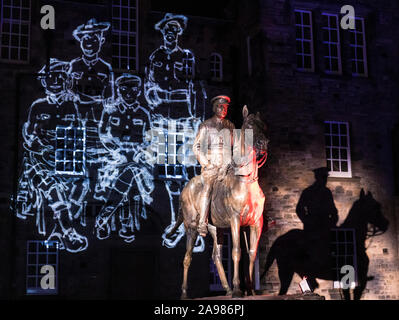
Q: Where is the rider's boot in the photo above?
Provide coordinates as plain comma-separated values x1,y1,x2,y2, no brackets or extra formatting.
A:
197,195,210,237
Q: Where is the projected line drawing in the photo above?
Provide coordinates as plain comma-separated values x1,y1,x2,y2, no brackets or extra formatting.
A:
15,58,89,253
68,18,115,194
144,13,205,252
69,18,114,105
95,74,154,243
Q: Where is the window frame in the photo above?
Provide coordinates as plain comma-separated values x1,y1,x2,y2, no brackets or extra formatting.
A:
26,240,59,295
0,0,31,64
324,121,352,178
55,126,86,177
210,52,223,81
294,9,315,72
348,17,368,77
111,0,139,72
321,13,342,75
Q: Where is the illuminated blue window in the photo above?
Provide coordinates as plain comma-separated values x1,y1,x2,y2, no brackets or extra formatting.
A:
55,126,86,176
112,0,138,71
157,130,185,179
324,121,352,178
322,13,342,74
210,53,223,81
0,0,31,62
349,17,367,77
331,228,358,289
26,240,59,295
295,9,314,72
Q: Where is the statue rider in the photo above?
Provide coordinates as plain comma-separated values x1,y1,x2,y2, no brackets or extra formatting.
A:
193,95,235,237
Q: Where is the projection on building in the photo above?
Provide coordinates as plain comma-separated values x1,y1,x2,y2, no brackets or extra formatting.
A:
14,15,206,253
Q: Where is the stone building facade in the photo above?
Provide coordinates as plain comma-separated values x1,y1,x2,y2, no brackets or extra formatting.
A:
0,0,398,299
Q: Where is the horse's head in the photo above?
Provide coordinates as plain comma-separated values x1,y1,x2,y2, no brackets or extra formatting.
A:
241,106,269,167
345,189,389,237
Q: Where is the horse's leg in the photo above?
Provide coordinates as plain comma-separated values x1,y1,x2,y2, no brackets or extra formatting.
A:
342,288,351,300
354,255,369,300
278,266,294,295
231,216,242,297
208,225,232,295
248,218,263,296
181,228,198,300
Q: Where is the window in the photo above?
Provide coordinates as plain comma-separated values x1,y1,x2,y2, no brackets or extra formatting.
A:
324,121,352,178
349,17,367,77
151,118,188,180
210,53,223,81
55,126,86,176
26,240,59,295
112,0,138,71
330,228,358,289
295,9,314,71
322,13,342,74
0,0,31,62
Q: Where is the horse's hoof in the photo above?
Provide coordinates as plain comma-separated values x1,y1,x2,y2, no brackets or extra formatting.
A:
225,289,233,296
181,291,189,300
232,290,243,298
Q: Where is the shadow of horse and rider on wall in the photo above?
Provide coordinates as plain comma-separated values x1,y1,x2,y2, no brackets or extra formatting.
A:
261,167,389,300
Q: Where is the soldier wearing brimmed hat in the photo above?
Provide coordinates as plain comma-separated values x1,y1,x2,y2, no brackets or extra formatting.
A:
144,13,195,118
193,95,235,236
69,18,113,104
68,19,114,193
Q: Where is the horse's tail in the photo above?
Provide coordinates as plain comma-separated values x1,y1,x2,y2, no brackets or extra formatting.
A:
166,204,184,239
260,241,277,280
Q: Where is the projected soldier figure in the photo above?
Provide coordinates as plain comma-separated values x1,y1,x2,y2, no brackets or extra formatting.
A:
17,59,89,253
69,19,114,194
95,74,154,243
145,13,196,118
145,13,204,251
69,18,113,105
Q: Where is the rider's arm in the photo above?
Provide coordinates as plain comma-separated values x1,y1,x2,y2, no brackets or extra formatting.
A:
193,123,209,168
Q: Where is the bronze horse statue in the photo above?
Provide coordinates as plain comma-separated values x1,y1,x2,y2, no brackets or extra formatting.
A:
167,106,269,299
261,189,389,300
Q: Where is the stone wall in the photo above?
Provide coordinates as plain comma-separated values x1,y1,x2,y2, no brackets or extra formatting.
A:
246,0,399,299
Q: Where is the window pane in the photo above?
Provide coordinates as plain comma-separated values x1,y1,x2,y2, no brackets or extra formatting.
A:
295,11,301,24
333,161,340,171
303,27,311,40
332,148,339,159
340,123,347,134
303,13,310,25
332,123,339,134
330,16,337,28
340,136,348,147
303,41,311,54
341,161,348,172
332,135,339,146
304,55,312,68
340,149,348,160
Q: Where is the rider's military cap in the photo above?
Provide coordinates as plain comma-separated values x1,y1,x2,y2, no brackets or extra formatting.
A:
211,95,231,106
